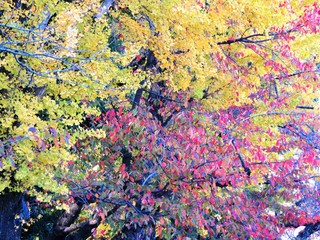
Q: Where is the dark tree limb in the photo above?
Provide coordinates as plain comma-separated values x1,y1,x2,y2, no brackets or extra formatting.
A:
231,139,251,176
217,33,272,45
50,200,84,240
132,88,144,110
297,222,320,239
49,198,119,240
64,216,101,240
296,106,314,110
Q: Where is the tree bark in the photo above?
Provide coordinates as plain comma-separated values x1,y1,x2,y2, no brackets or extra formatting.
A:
0,192,23,240
49,201,84,240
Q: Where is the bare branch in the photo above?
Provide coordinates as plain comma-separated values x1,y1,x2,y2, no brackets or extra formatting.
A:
94,0,115,19
217,33,272,45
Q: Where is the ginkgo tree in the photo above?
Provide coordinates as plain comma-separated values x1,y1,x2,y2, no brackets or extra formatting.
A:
0,0,144,238
0,0,319,239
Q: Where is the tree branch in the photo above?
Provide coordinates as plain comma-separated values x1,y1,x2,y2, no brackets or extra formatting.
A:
217,33,272,45
231,139,251,176
297,222,320,239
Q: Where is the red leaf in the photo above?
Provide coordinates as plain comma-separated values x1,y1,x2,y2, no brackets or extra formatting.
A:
120,164,126,173
86,193,92,200
67,160,73,166
53,137,59,147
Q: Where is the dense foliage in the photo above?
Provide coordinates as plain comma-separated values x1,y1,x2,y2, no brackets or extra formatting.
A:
0,0,319,239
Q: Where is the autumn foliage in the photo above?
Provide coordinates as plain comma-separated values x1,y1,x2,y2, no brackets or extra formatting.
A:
0,0,320,239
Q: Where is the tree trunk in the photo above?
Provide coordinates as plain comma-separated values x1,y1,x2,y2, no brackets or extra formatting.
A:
49,202,84,240
48,198,103,240
0,192,23,240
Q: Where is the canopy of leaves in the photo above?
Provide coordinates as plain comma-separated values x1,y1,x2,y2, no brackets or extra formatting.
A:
0,0,319,239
